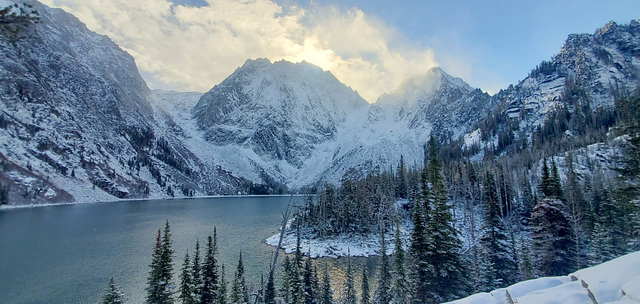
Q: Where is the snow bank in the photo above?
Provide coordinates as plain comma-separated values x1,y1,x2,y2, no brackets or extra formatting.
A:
266,231,387,258
264,223,411,258
447,251,640,304
0,0,15,8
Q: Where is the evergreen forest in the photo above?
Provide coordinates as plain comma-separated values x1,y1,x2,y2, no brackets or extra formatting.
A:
103,93,639,304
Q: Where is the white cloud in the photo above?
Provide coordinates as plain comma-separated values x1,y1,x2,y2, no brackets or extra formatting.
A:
41,0,438,102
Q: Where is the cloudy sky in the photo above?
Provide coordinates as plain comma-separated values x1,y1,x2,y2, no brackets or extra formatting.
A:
41,0,639,102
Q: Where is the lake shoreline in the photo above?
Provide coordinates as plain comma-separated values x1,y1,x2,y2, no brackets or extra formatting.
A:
0,193,307,210
264,221,412,259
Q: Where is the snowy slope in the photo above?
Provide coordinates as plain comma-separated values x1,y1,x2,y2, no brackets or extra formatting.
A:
446,250,640,304
1,1,639,205
190,62,495,188
193,59,369,173
0,0,153,203
0,0,250,205
375,67,493,137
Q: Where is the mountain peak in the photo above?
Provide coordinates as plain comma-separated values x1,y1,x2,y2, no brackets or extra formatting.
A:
192,57,368,168
376,67,473,107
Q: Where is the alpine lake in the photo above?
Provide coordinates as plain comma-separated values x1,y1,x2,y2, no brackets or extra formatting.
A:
0,196,378,303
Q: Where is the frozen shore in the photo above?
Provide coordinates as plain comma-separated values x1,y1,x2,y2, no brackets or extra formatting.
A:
265,224,411,258
0,194,304,210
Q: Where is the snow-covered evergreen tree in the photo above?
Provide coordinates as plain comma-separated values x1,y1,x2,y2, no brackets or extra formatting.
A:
479,171,518,290
288,231,304,304
409,167,430,304
302,256,317,304
519,237,534,281
422,137,468,302
280,256,292,304
201,229,220,304
161,221,175,303
192,241,203,302
102,277,125,304
391,224,408,304
397,155,408,199
219,265,228,304
180,252,197,304
146,225,174,304
589,187,628,265
531,198,574,276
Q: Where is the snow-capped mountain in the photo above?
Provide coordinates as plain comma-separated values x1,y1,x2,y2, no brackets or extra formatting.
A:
300,67,495,186
374,67,493,137
0,0,249,204
453,20,640,166
495,20,640,131
193,59,369,167
190,61,491,188
1,0,639,205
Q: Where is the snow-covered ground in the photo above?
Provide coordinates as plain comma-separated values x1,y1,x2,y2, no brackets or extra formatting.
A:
265,214,412,258
0,0,14,8
265,229,406,258
447,250,640,304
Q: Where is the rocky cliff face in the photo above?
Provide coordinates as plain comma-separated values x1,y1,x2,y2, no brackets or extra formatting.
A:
498,20,640,129
1,1,638,204
193,59,369,168
0,1,249,205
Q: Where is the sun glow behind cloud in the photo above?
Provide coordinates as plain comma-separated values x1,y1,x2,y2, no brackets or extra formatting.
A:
41,0,438,102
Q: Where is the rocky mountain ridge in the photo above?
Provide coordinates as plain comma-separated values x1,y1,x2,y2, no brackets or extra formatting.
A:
0,0,638,205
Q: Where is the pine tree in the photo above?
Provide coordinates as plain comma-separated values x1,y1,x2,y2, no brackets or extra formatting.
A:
566,153,589,269
519,237,534,281
391,224,407,304
201,229,219,304
320,264,333,304
409,167,430,304
180,252,197,304
161,220,175,303
219,265,228,304
530,198,574,276
147,226,174,304
374,229,391,304
231,253,248,304
192,241,203,302
550,159,564,199
147,229,164,303
538,159,552,198
521,175,535,222
311,266,320,304
589,188,627,265
360,267,370,304
343,258,357,304
479,171,517,290
102,277,125,304
397,155,408,199
280,256,292,304
538,159,563,200
264,269,276,304
289,231,304,304
302,256,317,304
422,137,467,302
